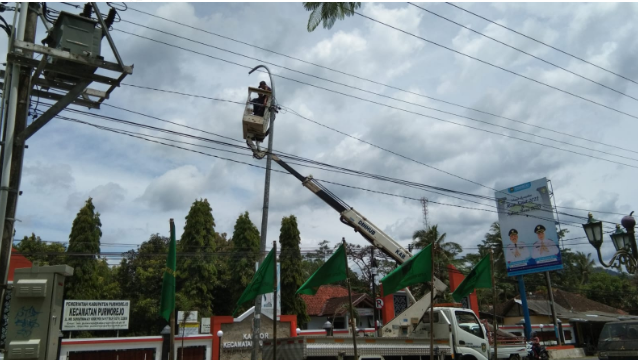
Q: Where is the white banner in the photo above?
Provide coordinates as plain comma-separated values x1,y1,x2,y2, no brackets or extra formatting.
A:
62,300,130,331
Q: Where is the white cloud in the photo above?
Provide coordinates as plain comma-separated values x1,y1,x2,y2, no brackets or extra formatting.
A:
8,2,638,271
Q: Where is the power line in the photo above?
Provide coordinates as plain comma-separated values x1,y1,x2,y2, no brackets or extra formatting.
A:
408,2,638,103
52,109,615,231
115,23,638,165
110,84,629,219
111,29,638,170
444,2,638,87
124,4,638,156
353,10,638,122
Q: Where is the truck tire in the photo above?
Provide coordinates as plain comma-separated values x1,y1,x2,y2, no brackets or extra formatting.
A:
459,356,478,360
509,355,521,360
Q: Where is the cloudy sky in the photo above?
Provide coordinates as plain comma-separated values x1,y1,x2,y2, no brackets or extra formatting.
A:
7,2,638,266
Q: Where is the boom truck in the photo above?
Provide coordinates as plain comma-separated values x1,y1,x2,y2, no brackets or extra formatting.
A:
241,90,490,360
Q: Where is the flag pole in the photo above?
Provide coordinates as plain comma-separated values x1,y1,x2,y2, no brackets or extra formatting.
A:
169,219,176,360
491,249,498,360
430,243,435,360
273,241,278,360
342,238,358,359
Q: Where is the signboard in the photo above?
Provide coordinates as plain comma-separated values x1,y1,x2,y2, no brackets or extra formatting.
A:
62,300,130,331
495,178,563,276
201,318,211,334
375,298,384,309
178,311,198,323
179,322,199,337
261,263,281,317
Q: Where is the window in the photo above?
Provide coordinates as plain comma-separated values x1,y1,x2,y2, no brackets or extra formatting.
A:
422,312,440,324
564,330,572,341
455,311,484,339
600,322,638,341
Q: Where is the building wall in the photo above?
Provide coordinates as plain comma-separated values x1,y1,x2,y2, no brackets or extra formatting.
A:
503,315,554,325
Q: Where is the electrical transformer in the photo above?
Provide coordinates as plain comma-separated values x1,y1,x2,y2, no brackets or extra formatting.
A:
42,11,103,81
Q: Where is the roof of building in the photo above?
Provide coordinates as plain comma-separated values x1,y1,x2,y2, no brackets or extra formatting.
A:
319,293,373,317
300,285,350,316
8,247,32,283
495,288,628,322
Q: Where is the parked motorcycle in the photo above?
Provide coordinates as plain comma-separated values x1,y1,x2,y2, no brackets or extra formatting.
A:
525,342,549,360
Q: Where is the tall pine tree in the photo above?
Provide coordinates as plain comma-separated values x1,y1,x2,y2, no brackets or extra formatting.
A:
177,199,217,316
279,215,309,325
65,198,102,300
226,212,260,315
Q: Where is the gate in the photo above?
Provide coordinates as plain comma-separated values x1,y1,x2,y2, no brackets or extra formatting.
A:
177,346,206,360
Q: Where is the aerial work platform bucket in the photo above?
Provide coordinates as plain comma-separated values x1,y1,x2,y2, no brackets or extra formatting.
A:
242,86,272,142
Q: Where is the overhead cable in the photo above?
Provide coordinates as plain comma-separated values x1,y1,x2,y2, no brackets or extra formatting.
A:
408,2,638,103
353,11,638,121
124,4,638,155
445,2,638,86
115,23,638,164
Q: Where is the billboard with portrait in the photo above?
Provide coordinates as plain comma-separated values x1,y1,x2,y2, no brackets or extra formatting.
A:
495,178,563,276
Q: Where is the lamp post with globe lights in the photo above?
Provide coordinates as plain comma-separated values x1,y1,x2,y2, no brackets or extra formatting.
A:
582,212,637,273
216,330,223,359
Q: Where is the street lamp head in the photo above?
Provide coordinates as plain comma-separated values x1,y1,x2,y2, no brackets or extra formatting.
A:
217,330,223,338
296,328,301,336
323,320,333,330
583,213,604,249
610,224,630,252
539,324,544,329
622,212,636,234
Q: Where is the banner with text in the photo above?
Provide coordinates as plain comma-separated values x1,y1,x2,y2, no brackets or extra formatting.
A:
62,300,130,331
495,177,563,276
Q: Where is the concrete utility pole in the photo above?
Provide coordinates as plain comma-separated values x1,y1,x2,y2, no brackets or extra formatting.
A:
0,1,36,299
249,64,276,360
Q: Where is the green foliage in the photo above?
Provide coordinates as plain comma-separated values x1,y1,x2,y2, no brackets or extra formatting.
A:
14,233,65,265
226,212,260,315
117,234,169,335
279,215,310,325
583,272,638,311
302,2,362,32
65,198,104,300
177,199,217,317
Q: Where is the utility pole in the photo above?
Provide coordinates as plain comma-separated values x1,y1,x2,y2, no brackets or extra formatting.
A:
370,247,377,336
0,1,37,300
249,64,276,360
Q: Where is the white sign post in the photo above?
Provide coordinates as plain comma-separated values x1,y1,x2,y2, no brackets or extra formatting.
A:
62,300,130,331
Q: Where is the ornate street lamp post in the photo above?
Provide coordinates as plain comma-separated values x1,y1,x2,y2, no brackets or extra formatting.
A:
582,212,637,273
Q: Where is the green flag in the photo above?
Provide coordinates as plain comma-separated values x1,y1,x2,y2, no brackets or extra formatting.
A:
297,243,347,295
232,247,276,316
160,220,177,322
452,254,492,302
381,244,432,296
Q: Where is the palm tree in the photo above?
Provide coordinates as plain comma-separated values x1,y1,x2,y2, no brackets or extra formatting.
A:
574,251,595,285
412,225,462,266
302,2,362,32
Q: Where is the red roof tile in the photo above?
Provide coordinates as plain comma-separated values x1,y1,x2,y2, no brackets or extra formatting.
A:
9,247,32,282
300,285,349,316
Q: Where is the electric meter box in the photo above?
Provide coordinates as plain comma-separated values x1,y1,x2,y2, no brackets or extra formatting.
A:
6,265,73,360
47,11,102,58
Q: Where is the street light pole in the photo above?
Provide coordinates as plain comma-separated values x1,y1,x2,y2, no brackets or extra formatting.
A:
583,212,637,273
249,64,276,360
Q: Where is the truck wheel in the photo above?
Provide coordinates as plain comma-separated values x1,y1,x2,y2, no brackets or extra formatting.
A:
509,355,521,360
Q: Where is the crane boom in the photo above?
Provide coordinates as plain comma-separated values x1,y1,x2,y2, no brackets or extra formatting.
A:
271,154,447,292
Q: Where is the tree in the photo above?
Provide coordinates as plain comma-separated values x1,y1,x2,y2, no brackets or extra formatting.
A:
279,215,309,325
117,234,169,335
226,212,260,315
65,198,102,301
574,251,596,285
14,233,65,265
177,199,217,316
302,2,362,32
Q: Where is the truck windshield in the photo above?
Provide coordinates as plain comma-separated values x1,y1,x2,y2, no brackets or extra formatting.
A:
600,322,638,341
455,311,484,339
